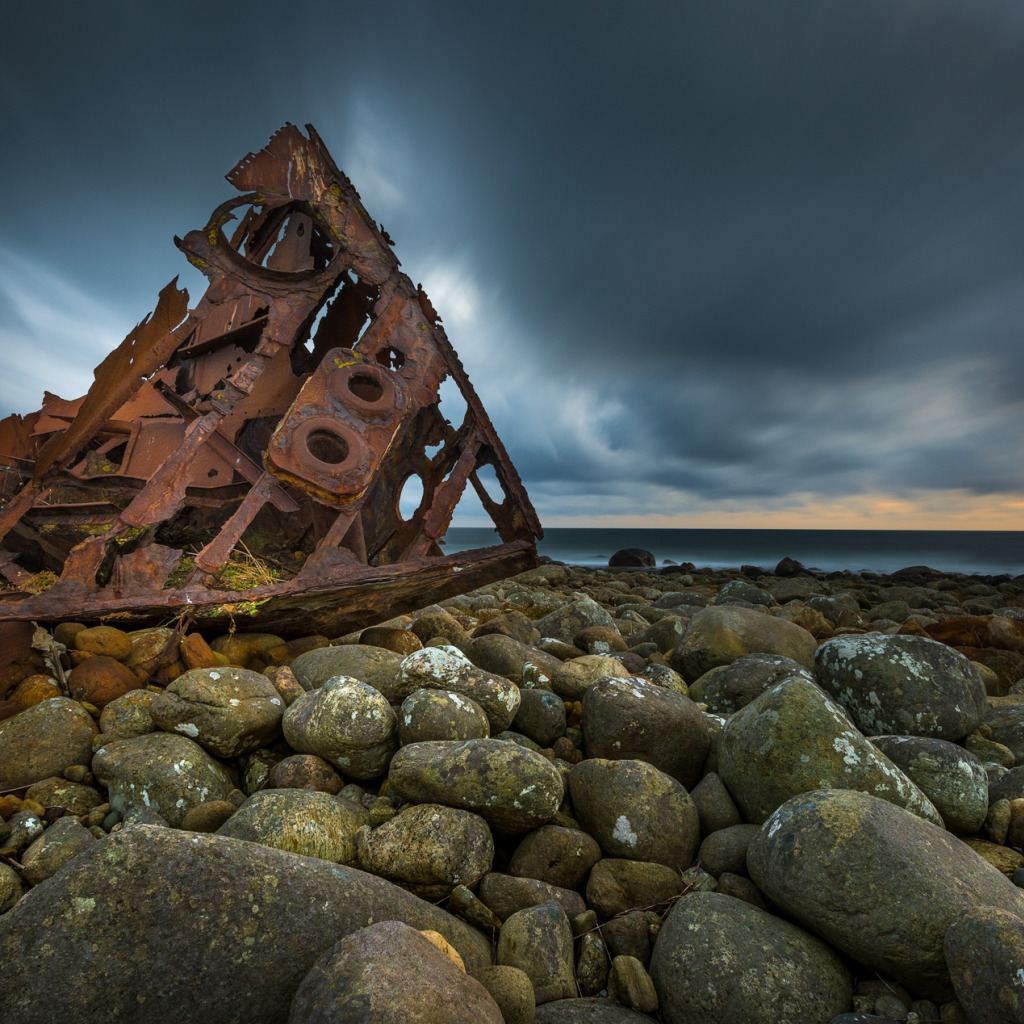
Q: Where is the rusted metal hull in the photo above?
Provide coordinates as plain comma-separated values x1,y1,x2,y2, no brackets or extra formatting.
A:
0,124,542,634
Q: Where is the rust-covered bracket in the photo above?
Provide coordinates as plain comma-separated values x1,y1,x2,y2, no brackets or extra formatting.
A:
0,124,542,636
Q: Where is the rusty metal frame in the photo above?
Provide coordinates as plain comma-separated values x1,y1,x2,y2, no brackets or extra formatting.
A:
0,124,542,636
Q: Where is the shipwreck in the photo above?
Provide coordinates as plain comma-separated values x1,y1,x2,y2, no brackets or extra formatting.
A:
0,124,542,636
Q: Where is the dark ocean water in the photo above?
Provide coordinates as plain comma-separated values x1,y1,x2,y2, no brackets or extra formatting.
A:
442,527,1024,577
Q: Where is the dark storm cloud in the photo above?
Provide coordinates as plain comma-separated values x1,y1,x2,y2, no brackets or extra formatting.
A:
3,0,1024,522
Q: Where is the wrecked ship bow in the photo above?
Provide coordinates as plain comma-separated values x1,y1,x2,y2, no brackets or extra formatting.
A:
0,124,542,636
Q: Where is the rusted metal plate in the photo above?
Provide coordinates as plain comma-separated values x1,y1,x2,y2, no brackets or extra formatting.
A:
0,124,541,636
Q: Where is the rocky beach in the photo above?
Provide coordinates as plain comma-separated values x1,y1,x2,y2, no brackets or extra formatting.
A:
4,553,1024,1022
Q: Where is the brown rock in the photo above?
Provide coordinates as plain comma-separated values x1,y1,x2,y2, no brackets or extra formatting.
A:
9,674,62,711
360,625,423,655
0,697,98,790
269,754,344,793
180,632,219,670
74,625,133,662
67,656,140,708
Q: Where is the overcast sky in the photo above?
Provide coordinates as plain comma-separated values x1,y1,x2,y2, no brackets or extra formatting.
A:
3,1,1024,530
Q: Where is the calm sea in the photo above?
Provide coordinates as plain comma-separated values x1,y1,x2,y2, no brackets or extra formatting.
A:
442,527,1024,577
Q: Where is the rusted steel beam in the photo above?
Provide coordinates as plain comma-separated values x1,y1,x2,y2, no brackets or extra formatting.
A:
0,123,542,634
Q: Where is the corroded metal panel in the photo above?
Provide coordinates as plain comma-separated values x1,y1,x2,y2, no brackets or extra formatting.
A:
0,124,541,635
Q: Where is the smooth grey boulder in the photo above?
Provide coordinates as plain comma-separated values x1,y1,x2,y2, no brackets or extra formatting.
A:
747,788,1024,1000
514,688,566,748
0,697,97,790
216,788,370,864
984,696,1024,761
150,666,284,758
287,920,502,1024
395,647,521,733
497,902,576,1005
92,731,236,826
356,802,494,899
870,734,988,835
465,632,563,686
19,815,96,886
388,738,564,833
649,891,852,1024
815,633,987,740
581,675,708,788
289,644,402,699
944,905,1024,1024
568,758,700,869
0,825,492,1024
669,605,818,682
282,675,397,779
718,676,942,826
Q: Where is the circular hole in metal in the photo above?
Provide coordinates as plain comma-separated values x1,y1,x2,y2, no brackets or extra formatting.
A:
348,373,384,403
305,429,350,465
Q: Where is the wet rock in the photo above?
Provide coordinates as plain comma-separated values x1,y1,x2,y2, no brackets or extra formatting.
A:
718,675,942,825
20,815,96,885
870,734,989,835
217,788,369,864
395,647,521,733
649,890,852,1024
581,675,708,788
497,902,577,1005
67,655,140,708
670,605,818,681
569,758,699,869
358,624,422,655
7,674,61,711
289,644,402,700
508,824,602,889
92,731,237,827
283,676,397,779
0,697,98,790
150,666,284,759
287,920,502,1023
388,738,564,833
944,905,1024,1024
748,788,1024,1000
815,633,987,740
74,625,134,661
24,776,103,816
356,802,493,899
687,653,815,714
398,687,491,744
0,824,492,1023
609,548,655,568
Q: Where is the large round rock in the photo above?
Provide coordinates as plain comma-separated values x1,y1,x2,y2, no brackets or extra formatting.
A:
0,697,97,790
282,676,397,779
0,825,491,1024
388,738,565,833
944,905,1024,1024
815,633,987,740
718,676,942,826
747,788,1024,1000
288,920,502,1023
670,605,818,682
398,688,490,744
92,732,236,826
568,758,699,869
216,789,370,864
582,676,709,788
289,644,402,700
150,666,284,758
356,803,494,899
649,891,852,1024
870,734,989,835
687,654,815,714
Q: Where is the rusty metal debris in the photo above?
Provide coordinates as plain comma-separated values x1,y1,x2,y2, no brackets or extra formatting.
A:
0,124,542,636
